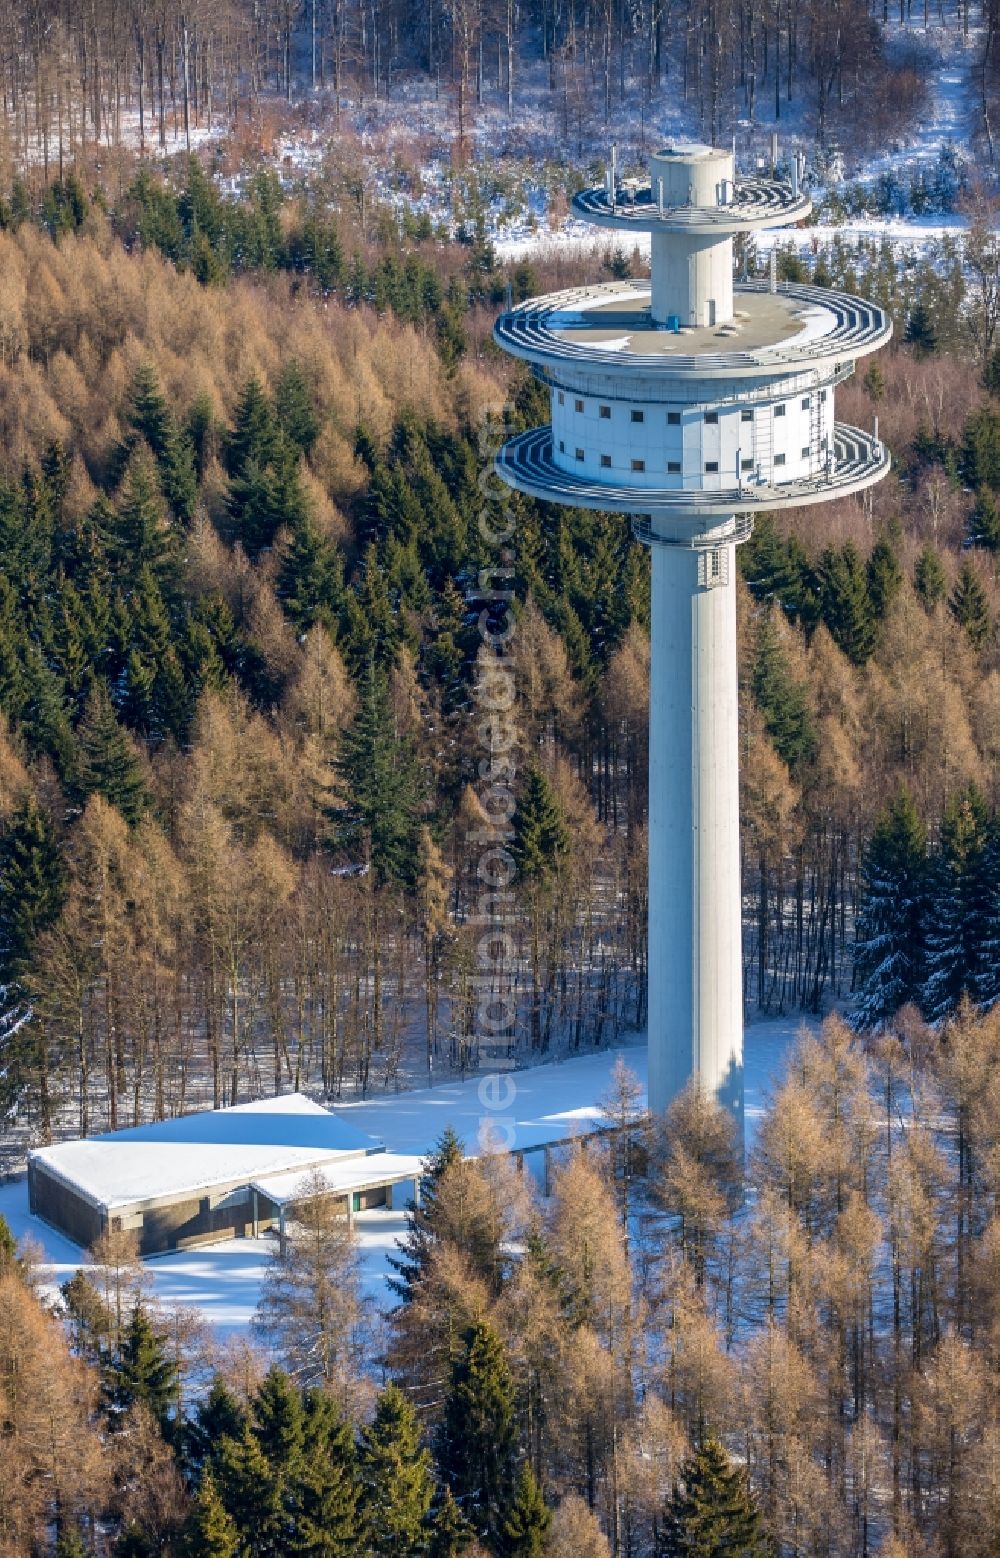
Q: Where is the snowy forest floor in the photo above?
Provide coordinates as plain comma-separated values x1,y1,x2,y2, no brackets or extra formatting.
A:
0,1014,809,1339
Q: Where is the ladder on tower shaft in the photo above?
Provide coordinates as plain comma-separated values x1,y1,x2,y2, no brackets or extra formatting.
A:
755,404,773,485
809,390,824,476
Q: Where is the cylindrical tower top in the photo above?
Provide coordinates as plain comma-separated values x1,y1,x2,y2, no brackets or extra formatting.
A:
649,144,734,210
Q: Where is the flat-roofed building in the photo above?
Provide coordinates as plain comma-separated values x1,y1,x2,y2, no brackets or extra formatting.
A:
26,1094,407,1256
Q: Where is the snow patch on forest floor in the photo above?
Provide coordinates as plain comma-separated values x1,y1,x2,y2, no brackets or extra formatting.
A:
0,1012,813,1337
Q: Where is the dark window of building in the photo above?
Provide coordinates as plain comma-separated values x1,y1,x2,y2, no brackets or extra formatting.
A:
774,452,786,466
705,460,719,473
774,404,786,417
558,440,565,452
667,411,681,425
704,411,719,424
575,448,585,461
558,392,564,405
741,455,754,471
631,458,646,471
801,446,810,458
599,404,611,418
600,454,612,467
575,399,584,412
801,396,811,409
631,409,645,423
819,389,828,402
667,460,681,473
741,409,753,422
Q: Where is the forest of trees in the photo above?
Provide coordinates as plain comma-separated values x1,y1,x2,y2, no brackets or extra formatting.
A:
0,0,974,170
4,1007,1000,1554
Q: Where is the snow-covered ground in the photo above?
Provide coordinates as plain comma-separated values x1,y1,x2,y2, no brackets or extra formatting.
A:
0,1013,810,1337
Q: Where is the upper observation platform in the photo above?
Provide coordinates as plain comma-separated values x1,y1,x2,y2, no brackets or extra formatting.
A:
494,279,892,382
573,143,811,236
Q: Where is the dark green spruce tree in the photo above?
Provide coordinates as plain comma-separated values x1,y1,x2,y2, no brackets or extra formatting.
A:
657,1436,767,1558
949,560,992,649
74,685,149,824
387,1126,464,1303
750,610,816,769
437,1321,518,1545
853,789,929,1029
105,1301,179,1432
922,786,992,1022
511,766,569,884
914,545,948,610
121,363,198,523
180,1469,239,1558
336,657,421,889
358,1383,436,1555
500,1466,551,1558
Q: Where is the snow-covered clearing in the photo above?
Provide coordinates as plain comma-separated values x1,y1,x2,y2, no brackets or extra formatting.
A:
0,1014,809,1337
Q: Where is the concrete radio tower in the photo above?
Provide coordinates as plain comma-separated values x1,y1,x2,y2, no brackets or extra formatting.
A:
494,144,891,1135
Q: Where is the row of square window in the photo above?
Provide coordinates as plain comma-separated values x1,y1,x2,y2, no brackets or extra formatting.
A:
557,393,827,421
558,443,810,470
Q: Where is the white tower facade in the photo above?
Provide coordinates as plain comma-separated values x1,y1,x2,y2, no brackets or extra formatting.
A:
494,144,891,1133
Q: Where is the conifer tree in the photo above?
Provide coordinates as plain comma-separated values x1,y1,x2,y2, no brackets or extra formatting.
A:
437,1321,517,1543
658,1436,767,1557
181,1469,238,1558
854,790,928,1029
285,1388,361,1556
336,657,421,889
105,1301,179,1431
123,363,198,523
501,1466,552,1558
275,361,321,455
0,794,66,977
968,488,1000,552
914,545,948,610
182,1377,247,1479
817,543,877,665
866,533,903,619
428,1485,475,1556
216,1424,286,1556
973,817,1000,1009
750,611,816,769
949,560,992,648
359,1383,435,1554
388,1126,464,1303
113,449,179,587
511,766,569,884
276,515,344,634
923,787,992,1021
74,686,149,824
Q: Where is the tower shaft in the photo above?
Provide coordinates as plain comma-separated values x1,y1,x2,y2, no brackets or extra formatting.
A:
646,531,743,1129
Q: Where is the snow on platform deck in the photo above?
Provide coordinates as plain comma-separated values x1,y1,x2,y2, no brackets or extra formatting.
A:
28,1093,380,1212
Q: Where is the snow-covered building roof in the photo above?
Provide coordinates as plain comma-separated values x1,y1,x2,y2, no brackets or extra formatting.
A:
250,1152,428,1209
333,1043,649,1158
28,1093,380,1214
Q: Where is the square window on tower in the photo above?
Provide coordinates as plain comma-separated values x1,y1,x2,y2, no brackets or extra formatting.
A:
575,448,585,461
774,404,786,417
704,411,719,424
559,440,565,453
774,452,786,466
741,455,754,471
801,446,810,458
558,392,564,405
575,399,584,413
631,458,646,472
801,396,811,410
667,460,681,473
667,411,681,425
741,409,754,422
631,409,645,423
600,454,612,467
599,404,611,418
705,460,719,473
